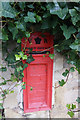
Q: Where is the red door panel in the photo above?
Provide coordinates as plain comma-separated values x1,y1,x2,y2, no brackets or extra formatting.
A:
23,56,53,113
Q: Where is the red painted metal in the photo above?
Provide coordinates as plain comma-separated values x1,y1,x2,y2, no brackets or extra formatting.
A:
22,32,54,113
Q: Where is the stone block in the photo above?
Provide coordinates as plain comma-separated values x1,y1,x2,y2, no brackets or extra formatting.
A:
54,51,63,71
64,90,78,104
5,108,23,118
3,92,18,109
23,111,49,118
50,105,69,118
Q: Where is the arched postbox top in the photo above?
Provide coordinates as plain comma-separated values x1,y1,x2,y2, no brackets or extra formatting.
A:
21,32,54,52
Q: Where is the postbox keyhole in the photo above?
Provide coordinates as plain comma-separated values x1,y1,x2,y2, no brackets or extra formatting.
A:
35,37,41,44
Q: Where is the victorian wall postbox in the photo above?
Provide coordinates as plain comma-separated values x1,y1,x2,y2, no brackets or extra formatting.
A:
21,32,54,113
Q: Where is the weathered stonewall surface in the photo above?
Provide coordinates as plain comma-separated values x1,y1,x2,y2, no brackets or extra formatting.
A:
2,51,78,118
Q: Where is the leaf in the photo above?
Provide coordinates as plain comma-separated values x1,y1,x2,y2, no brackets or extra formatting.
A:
26,32,30,38
6,90,9,94
27,4,34,9
22,55,27,60
0,114,2,119
59,79,66,86
0,67,7,72
70,42,80,52
26,55,35,64
19,51,24,58
0,81,7,86
15,54,21,61
66,104,71,109
8,23,18,40
69,9,80,25
30,87,33,91
17,38,21,43
70,67,75,72
23,64,28,69
71,104,76,109
24,12,36,23
49,3,68,20
36,15,42,22
0,103,3,109
15,21,26,31
62,69,69,77
16,66,23,72
22,84,26,89
1,94,5,97
43,55,45,57
67,111,74,118
60,24,76,40
21,82,26,89
49,54,54,59
1,2,17,18
10,90,14,93
46,52,49,54
2,29,8,42
18,2,25,10
76,97,80,103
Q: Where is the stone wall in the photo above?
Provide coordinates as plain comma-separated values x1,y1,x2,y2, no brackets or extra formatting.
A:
1,50,78,118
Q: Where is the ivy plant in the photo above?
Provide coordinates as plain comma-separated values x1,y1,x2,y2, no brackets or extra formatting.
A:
0,1,80,118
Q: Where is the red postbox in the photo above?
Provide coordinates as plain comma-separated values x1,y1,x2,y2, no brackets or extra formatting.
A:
21,32,54,113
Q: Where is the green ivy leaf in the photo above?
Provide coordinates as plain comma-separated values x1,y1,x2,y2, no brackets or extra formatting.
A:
17,38,21,43
23,64,28,69
49,3,68,20
24,11,36,23
43,55,45,57
22,55,27,60
59,79,66,86
62,69,69,77
46,52,49,54
26,55,35,63
21,82,26,89
30,87,33,91
0,103,3,109
15,21,26,31
66,104,71,109
27,4,34,9
36,15,42,22
22,84,26,89
8,23,18,40
69,9,80,25
76,97,80,103
19,51,24,58
18,2,25,10
67,111,74,118
70,42,80,52
0,114,2,119
26,32,30,38
70,67,75,72
15,54,21,61
49,54,54,59
16,66,23,72
60,24,76,40
1,2,17,18
21,72,24,76
10,90,14,93
2,29,8,42
0,81,7,86
0,67,7,72
71,104,76,109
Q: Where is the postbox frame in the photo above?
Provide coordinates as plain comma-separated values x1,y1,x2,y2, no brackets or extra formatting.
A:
22,32,54,113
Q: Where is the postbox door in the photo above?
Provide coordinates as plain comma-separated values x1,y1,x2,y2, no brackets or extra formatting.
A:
23,55,53,113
